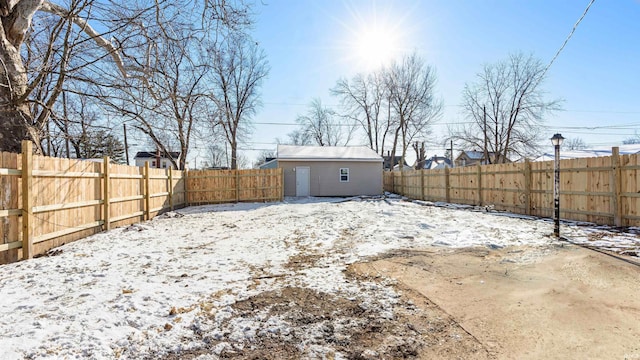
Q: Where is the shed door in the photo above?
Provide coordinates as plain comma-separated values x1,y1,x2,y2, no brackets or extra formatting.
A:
295,166,310,197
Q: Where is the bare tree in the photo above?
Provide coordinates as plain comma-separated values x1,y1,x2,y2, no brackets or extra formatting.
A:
281,129,312,146
210,32,269,169
252,149,275,168
413,141,426,169
85,0,258,170
332,71,389,154
110,29,211,170
452,53,562,163
564,137,588,150
294,98,355,147
622,134,640,145
0,0,138,152
385,53,443,168
0,0,253,153
205,144,229,168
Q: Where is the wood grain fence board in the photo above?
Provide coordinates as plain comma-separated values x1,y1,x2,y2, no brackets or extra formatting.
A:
21,141,33,259
186,169,282,204
620,153,640,226
30,155,104,256
104,157,111,231
449,166,477,206
0,151,20,263
109,163,145,228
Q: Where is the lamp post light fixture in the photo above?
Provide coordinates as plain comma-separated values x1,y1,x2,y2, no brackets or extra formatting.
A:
551,133,565,238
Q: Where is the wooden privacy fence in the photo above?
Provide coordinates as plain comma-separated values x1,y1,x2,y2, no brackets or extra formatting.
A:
0,141,283,264
384,147,640,228
186,168,283,205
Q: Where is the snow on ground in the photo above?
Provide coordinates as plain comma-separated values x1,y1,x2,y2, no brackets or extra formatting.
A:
0,196,637,359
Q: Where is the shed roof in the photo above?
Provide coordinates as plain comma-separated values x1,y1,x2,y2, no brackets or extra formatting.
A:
134,151,180,159
277,145,382,162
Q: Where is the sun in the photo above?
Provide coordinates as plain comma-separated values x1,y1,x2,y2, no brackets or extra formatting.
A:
353,25,399,70
338,3,411,71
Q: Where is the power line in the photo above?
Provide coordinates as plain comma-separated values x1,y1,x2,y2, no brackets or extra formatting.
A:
541,0,596,78
562,109,640,114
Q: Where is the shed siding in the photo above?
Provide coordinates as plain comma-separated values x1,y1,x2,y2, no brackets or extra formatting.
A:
280,161,382,196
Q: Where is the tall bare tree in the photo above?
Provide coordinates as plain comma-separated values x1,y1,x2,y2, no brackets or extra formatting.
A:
0,0,134,152
452,53,562,163
332,71,389,154
294,98,355,147
210,32,269,169
102,26,212,169
0,0,253,153
385,53,443,168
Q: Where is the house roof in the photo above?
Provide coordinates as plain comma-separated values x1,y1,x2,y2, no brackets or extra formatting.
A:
422,156,453,169
277,145,382,162
533,144,640,161
382,155,409,169
134,151,180,159
458,150,495,160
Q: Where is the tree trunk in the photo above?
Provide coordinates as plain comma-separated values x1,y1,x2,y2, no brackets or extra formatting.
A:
0,28,32,152
230,142,237,169
390,126,400,169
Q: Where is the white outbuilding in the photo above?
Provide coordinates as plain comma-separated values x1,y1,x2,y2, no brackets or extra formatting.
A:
261,145,383,197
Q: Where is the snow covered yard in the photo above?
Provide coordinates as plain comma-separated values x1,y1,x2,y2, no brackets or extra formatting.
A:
0,196,638,359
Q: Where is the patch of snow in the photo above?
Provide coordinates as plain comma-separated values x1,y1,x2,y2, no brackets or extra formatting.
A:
0,197,637,358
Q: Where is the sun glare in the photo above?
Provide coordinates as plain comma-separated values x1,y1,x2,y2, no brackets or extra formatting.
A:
337,3,412,71
354,25,399,70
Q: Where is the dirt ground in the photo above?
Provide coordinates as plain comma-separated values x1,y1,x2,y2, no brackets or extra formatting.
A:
159,243,640,359
353,244,640,360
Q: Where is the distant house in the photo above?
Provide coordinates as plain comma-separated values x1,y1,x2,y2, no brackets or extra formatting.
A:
262,145,383,197
382,155,410,170
455,150,508,167
418,155,453,170
134,151,180,169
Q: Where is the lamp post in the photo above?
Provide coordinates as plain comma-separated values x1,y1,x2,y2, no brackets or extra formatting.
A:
551,133,564,238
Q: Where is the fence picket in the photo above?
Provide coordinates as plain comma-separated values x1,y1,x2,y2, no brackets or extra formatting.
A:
21,141,33,260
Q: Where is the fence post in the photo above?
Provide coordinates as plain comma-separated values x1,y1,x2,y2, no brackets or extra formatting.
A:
420,169,425,200
168,167,174,211
400,170,405,196
103,156,111,231
611,147,622,226
144,162,150,221
477,164,483,206
523,159,532,216
21,140,33,260
445,167,451,203
235,170,240,202
280,167,284,201
184,169,189,207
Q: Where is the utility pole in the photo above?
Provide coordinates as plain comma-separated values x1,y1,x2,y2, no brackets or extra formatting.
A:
450,140,454,167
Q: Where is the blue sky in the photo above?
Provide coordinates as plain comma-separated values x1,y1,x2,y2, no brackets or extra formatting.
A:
234,0,640,164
